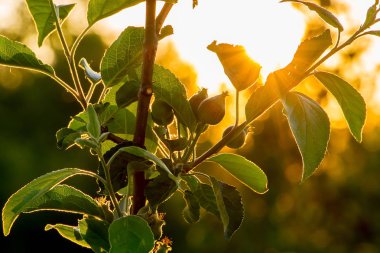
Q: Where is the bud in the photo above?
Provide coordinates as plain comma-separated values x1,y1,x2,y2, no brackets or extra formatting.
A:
223,126,247,149
151,100,174,126
197,92,228,125
189,88,208,119
208,41,261,91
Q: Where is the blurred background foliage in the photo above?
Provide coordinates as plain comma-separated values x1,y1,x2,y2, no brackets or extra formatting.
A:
1,0,380,252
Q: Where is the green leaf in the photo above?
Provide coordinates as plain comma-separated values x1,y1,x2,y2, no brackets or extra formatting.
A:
79,58,102,83
56,128,81,150
182,190,200,224
116,81,140,108
101,27,145,87
314,72,366,142
79,217,110,253
145,173,178,208
151,65,197,131
45,224,91,248
288,29,332,74
2,168,99,236
87,0,144,26
245,30,332,122
87,0,177,25
207,154,268,194
281,0,343,31
282,92,330,180
210,177,243,239
118,146,177,181
0,35,54,74
109,216,155,253
87,104,102,139
182,176,219,217
23,184,105,219
25,0,75,46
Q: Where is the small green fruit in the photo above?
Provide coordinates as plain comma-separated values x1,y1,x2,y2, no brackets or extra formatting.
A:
223,126,247,149
151,100,174,126
197,91,228,125
189,88,208,119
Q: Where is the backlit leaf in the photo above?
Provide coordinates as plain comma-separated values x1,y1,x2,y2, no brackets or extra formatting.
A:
281,0,343,31
2,168,100,236
0,35,54,74
109,216,154,253
282,92,330,180
79,217,110,253
45,224,90,248
314,72,366,142
145,173,178,208
210,177,243,239
26,0,75,46
23,184,105,219
207,154,268,194
182,190,200,223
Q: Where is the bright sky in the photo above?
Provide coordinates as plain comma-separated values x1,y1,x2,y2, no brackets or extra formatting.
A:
0,0,379,96
101,0,379,94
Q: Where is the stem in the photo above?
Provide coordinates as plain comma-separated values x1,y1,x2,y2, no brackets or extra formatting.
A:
70,26,91,57
156,3,174,34
189,121,248,171
235,90,240,127
98,84,108,103
132,0,158,215
48,73,78,96
86,81,101,103
49,0,87,109
99,152,123,218
182,124,204,162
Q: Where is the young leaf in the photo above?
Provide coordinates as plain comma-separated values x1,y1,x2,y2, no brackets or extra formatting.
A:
87,104,101,139
45,224,91,249
207,41,261,91
207,154,268,194
109,216,155,253
145,173,178,208
79,58,102,83
56,128,81,150
23,184,105,220
117,146,177,181
25,0,75,46
150,65,197,131
314,72,366,142
0,35,54,74
2,168,99,236
281,0,343,31
79,217,110,253
101,27,145,87
182,190,200,224
245,30,332,123
210,177,244,240
282,92,330,180
363,3,377,28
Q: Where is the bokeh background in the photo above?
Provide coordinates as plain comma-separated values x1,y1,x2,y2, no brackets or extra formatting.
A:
1,0,380,252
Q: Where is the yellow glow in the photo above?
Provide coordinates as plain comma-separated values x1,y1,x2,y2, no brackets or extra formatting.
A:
102,0,305,93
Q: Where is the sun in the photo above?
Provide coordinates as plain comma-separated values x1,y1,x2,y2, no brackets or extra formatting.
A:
102,0,305,94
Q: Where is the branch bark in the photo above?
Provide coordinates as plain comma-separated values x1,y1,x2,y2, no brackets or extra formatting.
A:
132,0,158,214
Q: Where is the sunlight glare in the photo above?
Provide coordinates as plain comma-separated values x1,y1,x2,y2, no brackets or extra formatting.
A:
102,0,305,93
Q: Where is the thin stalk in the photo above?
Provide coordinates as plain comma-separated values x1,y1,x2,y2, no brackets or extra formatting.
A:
182,124,204,162
97,84,108,103
234,90,240,127
48,73,78,96
70,26,91,57
98,152,123,218
86,80,101,103
156,3,174,34
132,0,158,215
49,0,87,108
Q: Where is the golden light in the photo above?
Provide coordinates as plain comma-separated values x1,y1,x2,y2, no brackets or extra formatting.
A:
102,0,305,94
